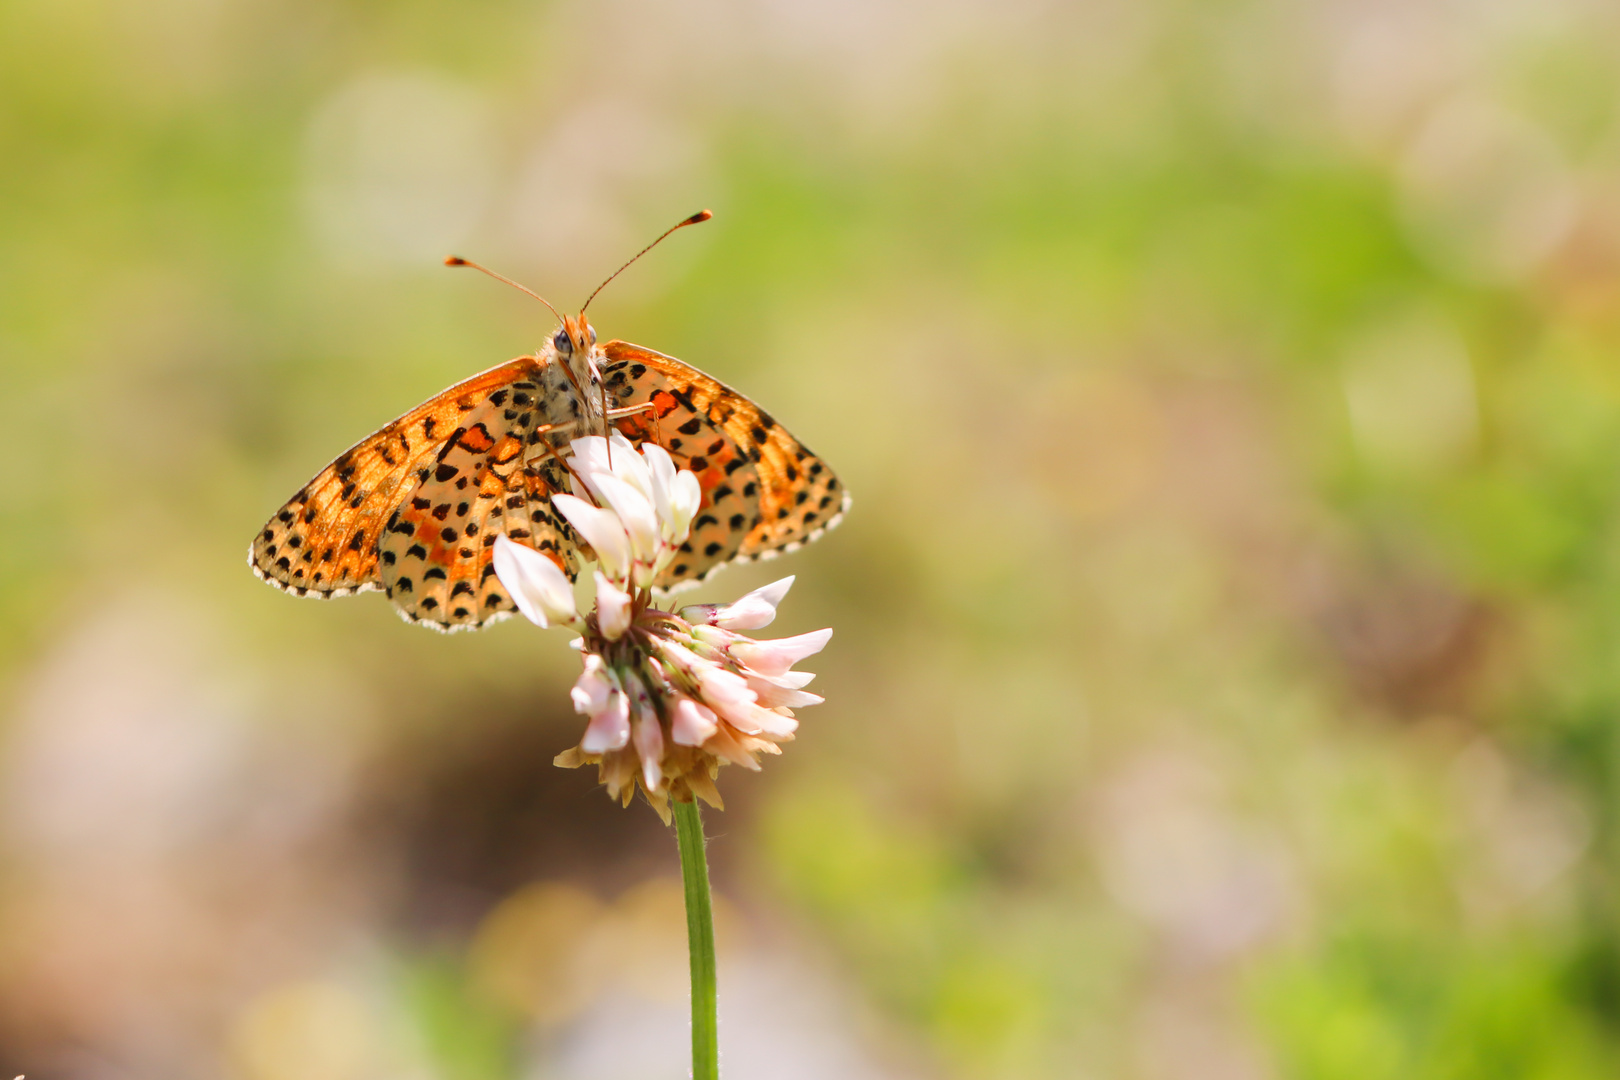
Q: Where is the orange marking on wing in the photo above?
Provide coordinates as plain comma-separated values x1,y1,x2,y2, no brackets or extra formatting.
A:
650,389,680,418
613,414,655,441
691,463,728,499
459,423,496,453
491,435,524,465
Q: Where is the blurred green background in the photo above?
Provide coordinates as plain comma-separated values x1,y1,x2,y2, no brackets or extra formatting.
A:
5,0,1620,1077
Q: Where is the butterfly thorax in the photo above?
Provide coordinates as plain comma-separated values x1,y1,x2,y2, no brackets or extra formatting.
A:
528,315,609,457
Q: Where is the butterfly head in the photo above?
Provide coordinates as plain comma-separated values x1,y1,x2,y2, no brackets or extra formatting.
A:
549,315,598,361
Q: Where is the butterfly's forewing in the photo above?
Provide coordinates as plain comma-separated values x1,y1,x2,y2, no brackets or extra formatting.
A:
599,341,849,590
250,356,582,631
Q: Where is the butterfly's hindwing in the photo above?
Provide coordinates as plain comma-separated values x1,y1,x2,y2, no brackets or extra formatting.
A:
599,341,849,590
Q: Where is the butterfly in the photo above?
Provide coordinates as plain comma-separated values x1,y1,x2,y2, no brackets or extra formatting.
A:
249,211,849,632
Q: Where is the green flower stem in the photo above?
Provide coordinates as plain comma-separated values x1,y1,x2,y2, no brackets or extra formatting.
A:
674,797,719,1080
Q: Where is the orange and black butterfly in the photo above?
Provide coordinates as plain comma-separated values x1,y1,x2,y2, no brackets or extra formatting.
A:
249,212,848,632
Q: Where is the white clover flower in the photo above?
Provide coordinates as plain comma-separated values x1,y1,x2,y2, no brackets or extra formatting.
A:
495,435,832,820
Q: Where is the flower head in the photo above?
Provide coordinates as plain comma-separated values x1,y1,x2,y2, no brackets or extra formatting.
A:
494,434,830,821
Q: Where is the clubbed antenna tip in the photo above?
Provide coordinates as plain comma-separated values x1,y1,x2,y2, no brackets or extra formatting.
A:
582,209,716,312
443,255,561,320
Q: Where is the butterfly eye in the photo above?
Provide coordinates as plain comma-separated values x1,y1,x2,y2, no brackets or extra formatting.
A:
588,326,597,345
553,330,573,355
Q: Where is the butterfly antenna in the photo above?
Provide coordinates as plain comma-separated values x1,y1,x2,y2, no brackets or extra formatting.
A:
444,256,564,322
580,209,713,313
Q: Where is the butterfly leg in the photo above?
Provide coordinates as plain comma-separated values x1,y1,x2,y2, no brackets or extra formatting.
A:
522,422,595,494
606,401,666,451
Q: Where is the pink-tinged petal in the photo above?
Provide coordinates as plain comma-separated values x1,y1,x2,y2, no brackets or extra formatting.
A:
702,726,763,771
678,578,792,630
734,701,799,738
570,654,613,715
493,535,578,628
552,493,631,580
595,571,633,641
636,715,665,793
743,732,786,754
694,665,759,728
693,666,799,737
624,672,666,794
715,576,795,630
580,684,630,754
752,669,816,690
730,628,832,676
743,672,824,710
670,697,719,746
